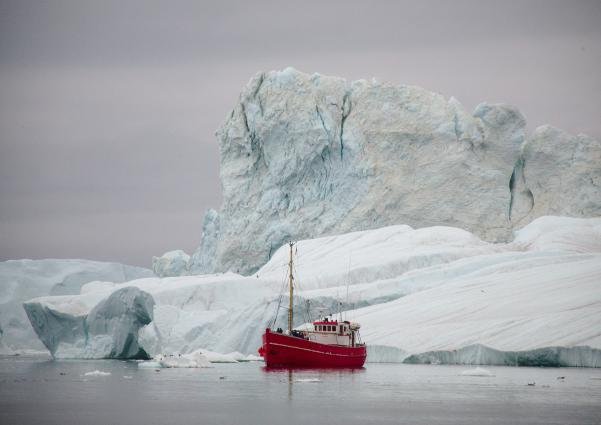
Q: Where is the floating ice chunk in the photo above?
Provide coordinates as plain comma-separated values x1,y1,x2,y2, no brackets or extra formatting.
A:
84,370,111,377
138,361,162,369
157,352,211,368
460,367,495,377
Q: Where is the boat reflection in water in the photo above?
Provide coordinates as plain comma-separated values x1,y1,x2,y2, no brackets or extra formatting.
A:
261,366,366,400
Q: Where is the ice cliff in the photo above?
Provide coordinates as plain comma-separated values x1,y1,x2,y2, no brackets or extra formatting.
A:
0,259,153,353
183,68,600,275
23,217,601,366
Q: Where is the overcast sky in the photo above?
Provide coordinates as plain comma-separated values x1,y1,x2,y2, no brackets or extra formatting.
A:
1,0,600,268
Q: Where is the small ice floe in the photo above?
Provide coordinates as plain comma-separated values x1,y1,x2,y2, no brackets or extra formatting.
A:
460,367,494,377
138,352,212,369
138,361,162,369
157,352,211,368
294,378,321,383
84,370,111,377
123,376,133,379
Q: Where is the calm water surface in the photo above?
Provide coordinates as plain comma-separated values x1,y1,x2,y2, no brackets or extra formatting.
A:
1,355,600,425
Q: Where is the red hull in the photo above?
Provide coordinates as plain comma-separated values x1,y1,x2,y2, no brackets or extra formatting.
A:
259,329,367,368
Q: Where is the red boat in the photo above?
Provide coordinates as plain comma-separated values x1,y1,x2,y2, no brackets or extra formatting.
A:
258,242,367,368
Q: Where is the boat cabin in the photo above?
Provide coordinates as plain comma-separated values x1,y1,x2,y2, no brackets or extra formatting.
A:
304,319,362,347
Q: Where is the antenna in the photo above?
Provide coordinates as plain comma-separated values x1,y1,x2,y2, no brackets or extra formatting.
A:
287,241,295,333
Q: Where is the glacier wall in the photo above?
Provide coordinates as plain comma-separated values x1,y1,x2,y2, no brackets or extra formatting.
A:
187,68,600,275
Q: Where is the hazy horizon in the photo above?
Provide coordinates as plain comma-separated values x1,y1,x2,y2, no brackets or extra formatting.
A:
1,0,600,268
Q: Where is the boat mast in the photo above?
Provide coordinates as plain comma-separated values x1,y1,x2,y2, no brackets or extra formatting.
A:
288,241,294,333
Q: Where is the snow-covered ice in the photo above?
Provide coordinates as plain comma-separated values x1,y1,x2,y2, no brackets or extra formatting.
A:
22,216,601,367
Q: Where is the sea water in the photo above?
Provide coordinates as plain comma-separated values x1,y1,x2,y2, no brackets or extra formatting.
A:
1,355,600,425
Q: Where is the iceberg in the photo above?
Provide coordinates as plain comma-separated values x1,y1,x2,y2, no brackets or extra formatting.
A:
152,250,190,277
186,68,600,275
25,286,155,359
22,217,601,366
0,259,153,353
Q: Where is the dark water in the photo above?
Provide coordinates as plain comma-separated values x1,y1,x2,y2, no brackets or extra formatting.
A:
1,355,600,425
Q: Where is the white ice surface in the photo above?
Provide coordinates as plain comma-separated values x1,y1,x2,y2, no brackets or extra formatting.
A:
22,216,601,366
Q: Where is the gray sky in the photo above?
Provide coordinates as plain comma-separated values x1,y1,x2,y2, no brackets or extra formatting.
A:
1,0,600,268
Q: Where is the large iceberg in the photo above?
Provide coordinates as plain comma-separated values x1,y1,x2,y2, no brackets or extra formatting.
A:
23,217,601,366
25,286,154,359
184,68,600,275
0,259,153,353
